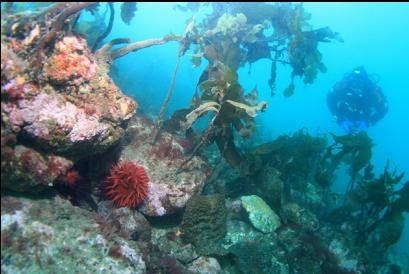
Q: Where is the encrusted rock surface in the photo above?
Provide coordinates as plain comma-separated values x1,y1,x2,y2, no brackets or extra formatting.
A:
187,256,221,274
281,203,320,232
151,227,199,264
1,196,146,274
119,115,211,216
240,195,281,233
1,145,73,193
1,30,137,194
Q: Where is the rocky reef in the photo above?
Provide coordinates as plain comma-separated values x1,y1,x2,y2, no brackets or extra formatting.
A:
1,6,137,193
1,196,147,273
1,3,408,274
118,115,211,216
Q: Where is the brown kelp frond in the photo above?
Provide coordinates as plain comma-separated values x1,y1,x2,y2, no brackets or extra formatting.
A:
225,100,268,118
91,2,115,52
36,2,98,51
110,34,181,60
1,2,97,74
95,35,181,71
120,2,137,25
180,101,221,131
151,18,196,144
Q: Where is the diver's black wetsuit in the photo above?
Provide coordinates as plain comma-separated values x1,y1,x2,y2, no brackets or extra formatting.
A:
327,67,388,132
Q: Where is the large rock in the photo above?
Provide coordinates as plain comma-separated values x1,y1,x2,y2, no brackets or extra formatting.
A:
151,228,198,264
119,115,211,216
255,164,284,210
1,30,137,193
281,203,319,232
1,36,136,157
1,196,146,273
1,145,73,193
220,219,287,273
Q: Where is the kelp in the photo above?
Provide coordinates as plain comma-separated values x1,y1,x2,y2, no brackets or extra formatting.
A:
75,4,108,47
319,132,374,192
95,35,180,71
329,160,407,248
225,100,268,118
283,82,295,98
91,2,115,52
247,128,327,186
120,2,137,25
330,132,373,173
392,181,409,213
180,102,221,131
166,3,341,169
176,2,341,97
151,18,196,144
177,62,268,173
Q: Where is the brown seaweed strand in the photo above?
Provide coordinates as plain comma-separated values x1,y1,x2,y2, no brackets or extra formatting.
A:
151,56,182,144
109,35,181,60
35,2,97,73
177,110,220,173
92,2,115,52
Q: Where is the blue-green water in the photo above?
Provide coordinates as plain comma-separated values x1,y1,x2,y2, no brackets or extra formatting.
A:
1,2,408,272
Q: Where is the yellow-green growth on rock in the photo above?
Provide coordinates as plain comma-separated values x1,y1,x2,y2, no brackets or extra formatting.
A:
241,195,281,233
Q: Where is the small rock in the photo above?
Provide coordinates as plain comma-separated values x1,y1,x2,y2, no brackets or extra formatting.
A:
187,257,221,274
241,195,281,233
151,228,198,264
281,203,319,231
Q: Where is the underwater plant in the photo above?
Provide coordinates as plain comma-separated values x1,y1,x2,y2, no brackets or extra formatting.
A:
176,2,341,97
120,2,137,25
319,131,374,192
151,18,196,144
176,62,268,173
243,128,328,204
2,3,408,274
328,160,407,250
167,2,340,173
102,160,149,208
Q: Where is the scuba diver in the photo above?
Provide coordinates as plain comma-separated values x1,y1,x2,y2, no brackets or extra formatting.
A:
327,66,388,133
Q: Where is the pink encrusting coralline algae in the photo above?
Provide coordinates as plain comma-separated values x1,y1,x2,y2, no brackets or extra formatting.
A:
2,93,108,142
1,4,139,196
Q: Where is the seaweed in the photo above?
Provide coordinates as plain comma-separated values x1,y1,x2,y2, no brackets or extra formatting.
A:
170,2,340,171
95,34,181,70
320,132,374,192
177,62,268,173
176,2,341,97
328,159,407,250
249,129,327,183
91,2,115,52
120,2,137,25
150,18,196,143
37,3,98,51
392,181,409,213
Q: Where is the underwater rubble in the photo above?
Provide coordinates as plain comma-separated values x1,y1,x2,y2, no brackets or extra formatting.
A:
1,2,408,274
